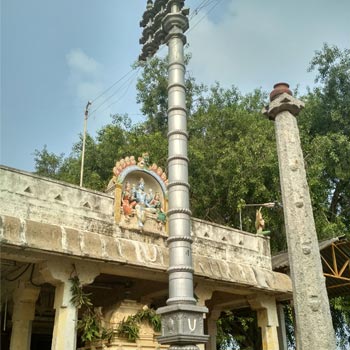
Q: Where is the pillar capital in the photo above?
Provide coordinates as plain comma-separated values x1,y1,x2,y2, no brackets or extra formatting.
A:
248,295,279,350
208,307,222,321
262,89,304,121
12,281,40,321
247,295,278,328
195,283,214,306
12,281,40,301
39,259,99,286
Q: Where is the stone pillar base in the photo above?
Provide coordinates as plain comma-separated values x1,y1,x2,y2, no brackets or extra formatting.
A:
157,304,209,345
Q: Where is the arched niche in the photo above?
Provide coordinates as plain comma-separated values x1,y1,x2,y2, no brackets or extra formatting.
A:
109,155,168,234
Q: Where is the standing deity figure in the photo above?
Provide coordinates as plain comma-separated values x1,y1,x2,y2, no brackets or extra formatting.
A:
135,178,147,228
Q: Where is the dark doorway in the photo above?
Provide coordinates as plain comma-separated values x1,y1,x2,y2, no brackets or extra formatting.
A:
31,333,52,350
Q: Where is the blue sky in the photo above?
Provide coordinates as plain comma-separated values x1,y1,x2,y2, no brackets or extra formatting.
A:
1,0,350,172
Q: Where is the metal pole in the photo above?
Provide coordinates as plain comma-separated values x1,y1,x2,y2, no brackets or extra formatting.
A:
80,101,92,187
139,1,208,349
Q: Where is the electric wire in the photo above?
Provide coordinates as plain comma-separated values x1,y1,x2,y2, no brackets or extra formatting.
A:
4,263,31,281
89,68,141,117
188,0,225,34
189,0,215,20
97,70,140,115
91,68,136,104
30,264,42,287
157,0,223,56
86,0,225,117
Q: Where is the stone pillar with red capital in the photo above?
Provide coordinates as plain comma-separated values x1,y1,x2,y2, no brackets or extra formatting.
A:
263,83,336,349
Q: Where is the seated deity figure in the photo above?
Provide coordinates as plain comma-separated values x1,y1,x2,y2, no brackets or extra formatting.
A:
121,176,166,230
145,188,155,208
149,192,166,229
121,182,136,217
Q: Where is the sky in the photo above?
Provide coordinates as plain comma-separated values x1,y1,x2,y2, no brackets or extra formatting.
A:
1,0,350,172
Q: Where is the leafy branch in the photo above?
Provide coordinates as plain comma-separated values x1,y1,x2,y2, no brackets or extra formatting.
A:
70,276,161,343
116,306,161,342
69,276,112,343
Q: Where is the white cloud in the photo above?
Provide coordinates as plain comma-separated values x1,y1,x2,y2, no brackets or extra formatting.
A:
66,48,100,76
186,0,350,94
66,48,103,103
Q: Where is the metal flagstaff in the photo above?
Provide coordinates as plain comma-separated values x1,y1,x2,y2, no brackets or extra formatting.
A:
139,1,208,350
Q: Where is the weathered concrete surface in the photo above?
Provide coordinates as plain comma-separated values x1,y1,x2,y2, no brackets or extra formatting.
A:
0,166,292,296
264,92,336,349
10,282,40,350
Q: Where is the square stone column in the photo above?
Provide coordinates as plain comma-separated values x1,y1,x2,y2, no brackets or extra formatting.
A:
276,304,287,350
248,295,279,350
39,260,99,350
194,284,214,350
51,280,78,350
10,281,40,350
206,309,221,350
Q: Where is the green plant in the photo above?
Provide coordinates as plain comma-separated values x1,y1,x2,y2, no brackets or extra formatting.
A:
69,276,112,343
116,306,161,342
70,276,161,343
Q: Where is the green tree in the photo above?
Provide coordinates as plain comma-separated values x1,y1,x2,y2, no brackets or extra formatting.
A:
217,309,261,350
33,145,64,179
300,44,350,238
135,54,206,135
188,85,286,251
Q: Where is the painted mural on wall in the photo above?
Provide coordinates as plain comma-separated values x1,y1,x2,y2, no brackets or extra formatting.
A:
108,153,168,233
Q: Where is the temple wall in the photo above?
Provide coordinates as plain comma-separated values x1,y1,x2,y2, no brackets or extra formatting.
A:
0,166,291,294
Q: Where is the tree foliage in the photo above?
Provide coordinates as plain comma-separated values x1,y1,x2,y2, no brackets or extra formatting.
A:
301,44,350,238
217,309,261,350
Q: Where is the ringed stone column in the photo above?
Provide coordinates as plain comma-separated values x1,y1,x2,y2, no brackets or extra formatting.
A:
263,83,336,349
156,2,209,350
10,281,40,350
139,1,208,348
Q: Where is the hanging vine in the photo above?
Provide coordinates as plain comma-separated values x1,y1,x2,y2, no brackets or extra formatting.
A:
69,275,161,343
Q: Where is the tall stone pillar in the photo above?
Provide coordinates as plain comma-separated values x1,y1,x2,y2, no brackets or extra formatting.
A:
39,260,99,350
248,295,279,350
51,280,78,350
10,281,40,350
263,83,336,349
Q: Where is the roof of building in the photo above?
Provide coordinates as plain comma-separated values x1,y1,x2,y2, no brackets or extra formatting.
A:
272,236,350,298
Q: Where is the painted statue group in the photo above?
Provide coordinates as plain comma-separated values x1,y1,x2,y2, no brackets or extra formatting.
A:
122,177,166,229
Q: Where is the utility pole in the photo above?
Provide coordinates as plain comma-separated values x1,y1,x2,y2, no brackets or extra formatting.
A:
80,101,92,187
263,83,336,349
139,1,208,350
